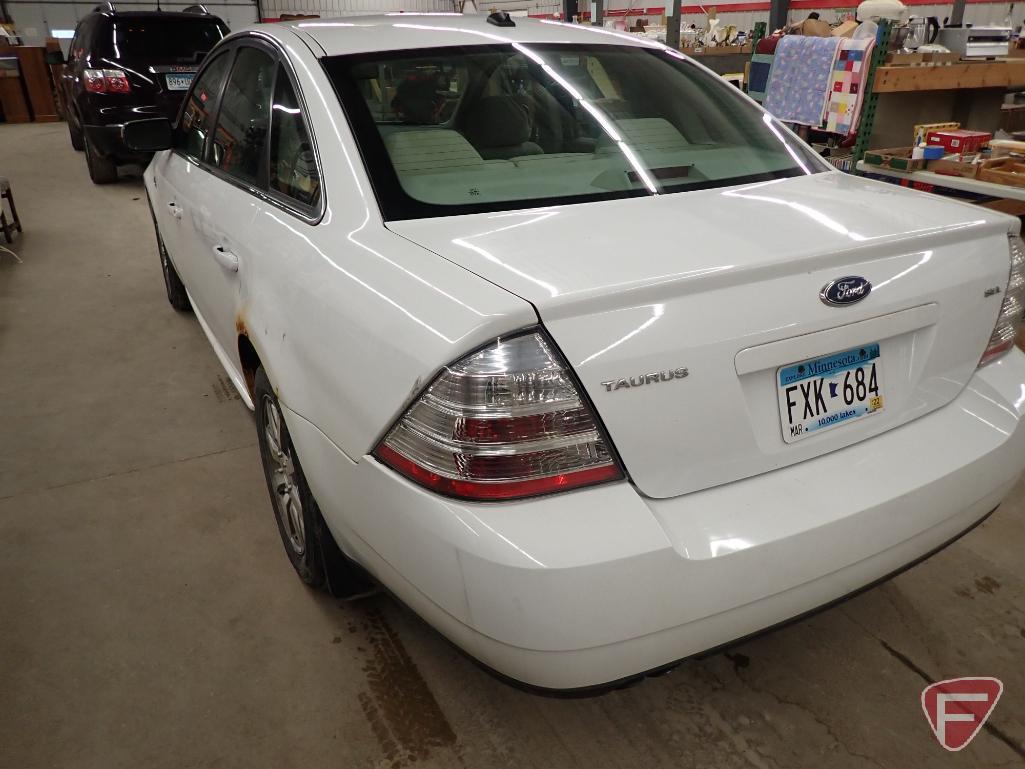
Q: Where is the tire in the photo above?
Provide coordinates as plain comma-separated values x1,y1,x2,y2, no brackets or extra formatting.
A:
84,135,117,184
155,229,192,312
68,119,85,151
254,368,375,597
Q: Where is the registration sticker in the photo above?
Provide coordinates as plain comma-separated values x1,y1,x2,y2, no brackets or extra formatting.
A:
777,343,884,443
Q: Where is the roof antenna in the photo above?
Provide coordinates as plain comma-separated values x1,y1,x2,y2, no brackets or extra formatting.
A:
487,10,515,25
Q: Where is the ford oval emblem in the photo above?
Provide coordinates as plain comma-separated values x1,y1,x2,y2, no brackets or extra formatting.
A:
820,276,872,307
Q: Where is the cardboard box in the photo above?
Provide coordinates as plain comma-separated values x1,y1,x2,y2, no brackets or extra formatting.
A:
913,121,958,146
832,20,859,38
886,52,960,66
989,138,1025,158
978,157,1025,188
926,158,980,178
791,18,832,37
863,147,926,172
925,129,992,157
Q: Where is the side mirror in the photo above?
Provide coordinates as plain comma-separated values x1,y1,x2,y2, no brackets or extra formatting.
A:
123,118,173,152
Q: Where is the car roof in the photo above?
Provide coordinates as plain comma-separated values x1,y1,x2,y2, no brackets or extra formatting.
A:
272,14,655,57
90,9,224,20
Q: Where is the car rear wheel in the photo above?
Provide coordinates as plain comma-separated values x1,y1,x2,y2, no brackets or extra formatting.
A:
68,120,85,152
155,230,191,312
84,135,117,184
254,367,375,597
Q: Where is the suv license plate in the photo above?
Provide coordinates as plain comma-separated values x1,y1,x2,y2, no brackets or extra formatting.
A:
777,343,884,444
166,74,194,91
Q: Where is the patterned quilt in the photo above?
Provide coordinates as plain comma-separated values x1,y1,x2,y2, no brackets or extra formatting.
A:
763,36,843,126
824,37,876,136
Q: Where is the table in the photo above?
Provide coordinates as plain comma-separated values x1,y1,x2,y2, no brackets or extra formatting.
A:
855,161,1025,202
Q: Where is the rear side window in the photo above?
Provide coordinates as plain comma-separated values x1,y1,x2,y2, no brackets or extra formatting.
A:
177,50,232,161
269,67,320,208
211,46,276,186
100,18,226,64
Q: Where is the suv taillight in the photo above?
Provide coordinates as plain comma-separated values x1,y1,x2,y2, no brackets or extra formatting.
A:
83,68,131,94
980,235,1025,367
374,330,623,501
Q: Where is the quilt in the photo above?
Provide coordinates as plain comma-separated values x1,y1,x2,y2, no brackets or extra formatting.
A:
824,37,875,135
763,35,842,126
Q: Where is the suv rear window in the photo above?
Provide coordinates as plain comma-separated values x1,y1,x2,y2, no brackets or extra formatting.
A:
99,17,226,63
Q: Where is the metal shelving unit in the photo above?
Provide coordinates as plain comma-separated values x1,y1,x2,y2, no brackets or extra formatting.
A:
850,19,893,172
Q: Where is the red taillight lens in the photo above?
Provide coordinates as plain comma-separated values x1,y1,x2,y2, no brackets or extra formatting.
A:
82,68,130,94
83,69,107,93
374,330,623,501
104,69,131,93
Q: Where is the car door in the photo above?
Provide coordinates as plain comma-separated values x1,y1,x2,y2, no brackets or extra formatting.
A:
153,46,234,297
181,42,278,379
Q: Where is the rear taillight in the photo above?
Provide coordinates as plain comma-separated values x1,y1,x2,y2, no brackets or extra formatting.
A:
83,68,130,94
374,330,623,501
980,235,1025,367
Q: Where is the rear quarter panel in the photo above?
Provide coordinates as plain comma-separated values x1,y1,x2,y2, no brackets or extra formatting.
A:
236,30,535,460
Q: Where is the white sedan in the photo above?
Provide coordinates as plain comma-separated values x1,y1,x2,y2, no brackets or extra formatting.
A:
131,13,1025,690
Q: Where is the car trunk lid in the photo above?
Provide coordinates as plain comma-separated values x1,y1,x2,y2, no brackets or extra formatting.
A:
388,172,1014,498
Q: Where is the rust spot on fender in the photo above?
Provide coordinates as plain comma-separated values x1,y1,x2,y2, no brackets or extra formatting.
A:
352,604,457,767
235,314,247,336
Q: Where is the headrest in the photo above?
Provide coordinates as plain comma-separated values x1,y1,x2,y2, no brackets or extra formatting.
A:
464,96,531,148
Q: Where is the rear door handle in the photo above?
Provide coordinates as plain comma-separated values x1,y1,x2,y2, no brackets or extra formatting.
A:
167,201,182,220
212,245,239,273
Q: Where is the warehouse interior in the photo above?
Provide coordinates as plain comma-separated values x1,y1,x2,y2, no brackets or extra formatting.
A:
4,1,1025,767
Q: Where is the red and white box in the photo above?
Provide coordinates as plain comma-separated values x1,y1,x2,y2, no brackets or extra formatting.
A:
925,129,992,157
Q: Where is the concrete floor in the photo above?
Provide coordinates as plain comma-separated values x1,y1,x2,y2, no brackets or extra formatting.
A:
3,122,1025,769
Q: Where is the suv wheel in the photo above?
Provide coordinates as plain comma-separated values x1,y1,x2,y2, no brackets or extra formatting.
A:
254,367,376,598
68,120,85,152
84,136,118,184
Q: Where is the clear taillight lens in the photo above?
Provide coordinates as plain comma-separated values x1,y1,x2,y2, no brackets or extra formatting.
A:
82,68,130,93
374,330,623,501
980,235,1025,367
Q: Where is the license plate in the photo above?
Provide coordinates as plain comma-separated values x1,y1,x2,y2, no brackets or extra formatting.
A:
777,343,884,443
165,74,194,91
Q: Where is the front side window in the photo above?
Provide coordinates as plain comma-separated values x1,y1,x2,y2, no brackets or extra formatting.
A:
325,44,823,220
211,46,276,186
269,66,320,208
177,50,231,161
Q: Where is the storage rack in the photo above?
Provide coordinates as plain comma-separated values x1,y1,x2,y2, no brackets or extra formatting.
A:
850,19,892,171
851,21,1025,175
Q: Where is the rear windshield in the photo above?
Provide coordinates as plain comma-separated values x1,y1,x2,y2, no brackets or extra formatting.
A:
101,17,226,63
324,43,824,220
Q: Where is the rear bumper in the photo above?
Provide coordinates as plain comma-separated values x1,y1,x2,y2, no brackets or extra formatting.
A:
285,349,1025,690
83,124,152,163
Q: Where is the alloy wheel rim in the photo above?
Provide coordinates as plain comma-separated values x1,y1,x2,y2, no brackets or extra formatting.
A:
263,396,305,556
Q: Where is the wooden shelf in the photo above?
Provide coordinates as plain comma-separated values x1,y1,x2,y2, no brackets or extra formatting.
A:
872,59,1025,93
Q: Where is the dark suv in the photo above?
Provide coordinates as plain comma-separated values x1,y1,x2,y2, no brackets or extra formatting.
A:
62,3,228,183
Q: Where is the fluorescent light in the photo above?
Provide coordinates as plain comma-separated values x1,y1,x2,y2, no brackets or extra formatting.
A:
51,29,76,39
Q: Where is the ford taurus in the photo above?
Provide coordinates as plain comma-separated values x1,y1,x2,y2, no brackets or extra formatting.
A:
131,13,1025,690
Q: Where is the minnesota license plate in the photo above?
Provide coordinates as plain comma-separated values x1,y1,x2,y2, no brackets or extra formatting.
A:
165,73,194,91
777,343,884,443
